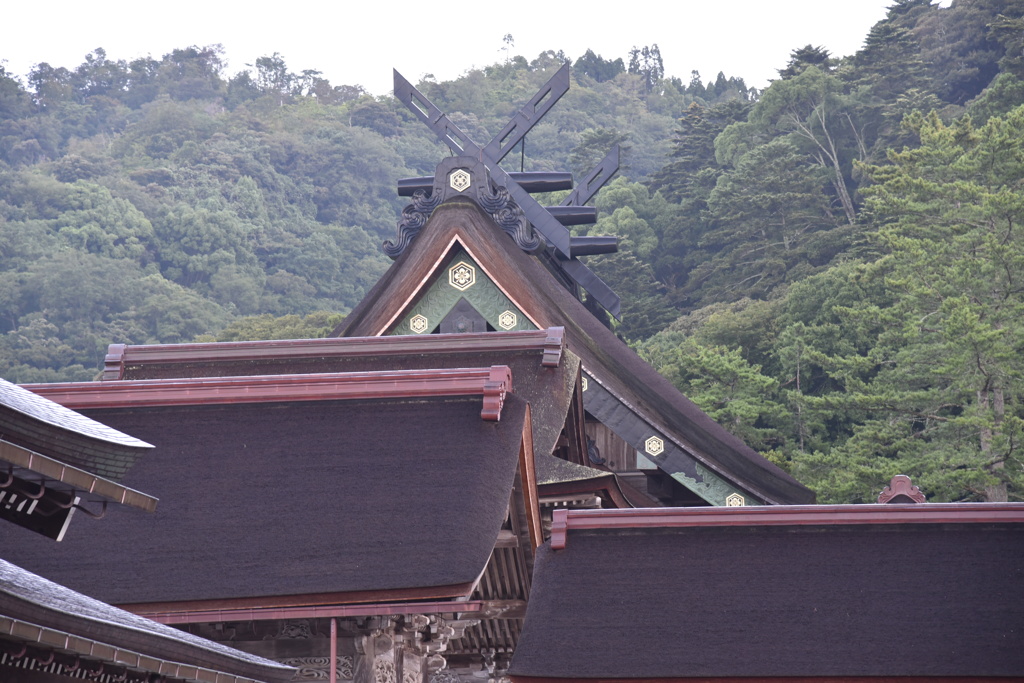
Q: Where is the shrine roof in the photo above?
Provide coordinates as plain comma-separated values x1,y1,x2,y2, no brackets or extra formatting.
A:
511,504,1024,680
1,558,294,683
534,455,656,508
98,329,576,462
333,199,814,505
0,377,151,482
1,391,529,609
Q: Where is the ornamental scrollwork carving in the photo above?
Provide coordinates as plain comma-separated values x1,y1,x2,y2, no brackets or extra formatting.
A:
275,620,314,639
430,670,461,683
278,656,354,680
384,190,443,259
374,656,397,683
478,185,541,253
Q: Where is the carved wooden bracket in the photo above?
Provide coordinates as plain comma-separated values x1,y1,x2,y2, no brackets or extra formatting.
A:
878,474,926,504
481,365,512,421
541,327,564,368
102,343,127,381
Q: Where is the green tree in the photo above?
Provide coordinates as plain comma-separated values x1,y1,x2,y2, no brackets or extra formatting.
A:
734,66,866,224
573,50,625,83
627,44,664,94
794,108,1024,502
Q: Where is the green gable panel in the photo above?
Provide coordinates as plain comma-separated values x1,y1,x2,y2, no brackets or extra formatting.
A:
389,248,535,336
582,371,763,506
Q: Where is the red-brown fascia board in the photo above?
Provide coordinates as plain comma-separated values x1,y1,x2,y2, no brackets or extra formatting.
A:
120,582,480,621
135,598,500,626
550,503,1024,549
103,327,565,379
24,366,513,421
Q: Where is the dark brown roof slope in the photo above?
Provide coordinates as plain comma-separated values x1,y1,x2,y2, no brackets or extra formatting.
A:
333,199,813,505
0,377,151,481
96,331,577,462
511,505,1024,679
1,559,294,683
1,394,528,609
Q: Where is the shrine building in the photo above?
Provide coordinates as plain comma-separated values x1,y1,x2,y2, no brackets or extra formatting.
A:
4,64,1021,683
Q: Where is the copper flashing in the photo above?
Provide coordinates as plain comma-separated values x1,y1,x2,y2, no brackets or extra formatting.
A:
28,366,515,422
549,503,1024,549
0,439,158,513
102,327,564,380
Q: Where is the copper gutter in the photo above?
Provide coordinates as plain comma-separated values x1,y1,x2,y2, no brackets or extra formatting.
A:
26,366,514,422
550,503,1024,549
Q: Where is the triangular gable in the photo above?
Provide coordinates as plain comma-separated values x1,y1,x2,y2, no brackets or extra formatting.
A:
388,244,537,336
334,198,815,506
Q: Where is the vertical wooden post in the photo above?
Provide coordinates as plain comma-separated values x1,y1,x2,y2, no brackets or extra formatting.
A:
330,618,338,683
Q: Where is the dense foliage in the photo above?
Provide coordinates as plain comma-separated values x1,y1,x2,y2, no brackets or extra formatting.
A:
2,0,1022,500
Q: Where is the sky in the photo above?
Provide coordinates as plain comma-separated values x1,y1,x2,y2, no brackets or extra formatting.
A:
2,1,913,96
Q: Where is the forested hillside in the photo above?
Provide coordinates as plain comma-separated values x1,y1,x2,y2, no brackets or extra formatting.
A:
2,0,1022,501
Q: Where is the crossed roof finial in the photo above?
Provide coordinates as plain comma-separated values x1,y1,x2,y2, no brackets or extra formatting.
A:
392,66,623,319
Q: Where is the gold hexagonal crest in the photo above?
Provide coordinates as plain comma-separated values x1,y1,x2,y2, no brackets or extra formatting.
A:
644,436,664,457
449,169,471,193
448,261,476,291
725,493,746,507
581,376,589,392
498,310,517,330
410,314,429,334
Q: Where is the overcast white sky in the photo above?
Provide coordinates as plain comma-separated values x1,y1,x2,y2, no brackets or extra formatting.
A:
3,1,912,96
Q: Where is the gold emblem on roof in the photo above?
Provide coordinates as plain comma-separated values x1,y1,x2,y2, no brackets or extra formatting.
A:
448,262,476,291
410,314,429,334
449,169,471,193
725,493,746,507
581,376,589,392
644,436,664,457
498,310,517,330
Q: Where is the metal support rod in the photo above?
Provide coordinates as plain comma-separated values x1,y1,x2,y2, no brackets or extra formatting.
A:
330,618,338,683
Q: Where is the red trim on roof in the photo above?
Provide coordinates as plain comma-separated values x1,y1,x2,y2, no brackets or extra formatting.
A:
549,503,1024,549
102,328,564,380
25,366,514,421
118,581,480,616
138,599,497,626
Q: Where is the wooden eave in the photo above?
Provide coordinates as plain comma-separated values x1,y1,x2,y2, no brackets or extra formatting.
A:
25,366,515,421
0,438,157,512
550,502,1024,549
103,327,566,380
538,474,656,509
116,582,481,617
1,560,294,683
133,600,519,626
0,614,292,683
333,198,814,506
